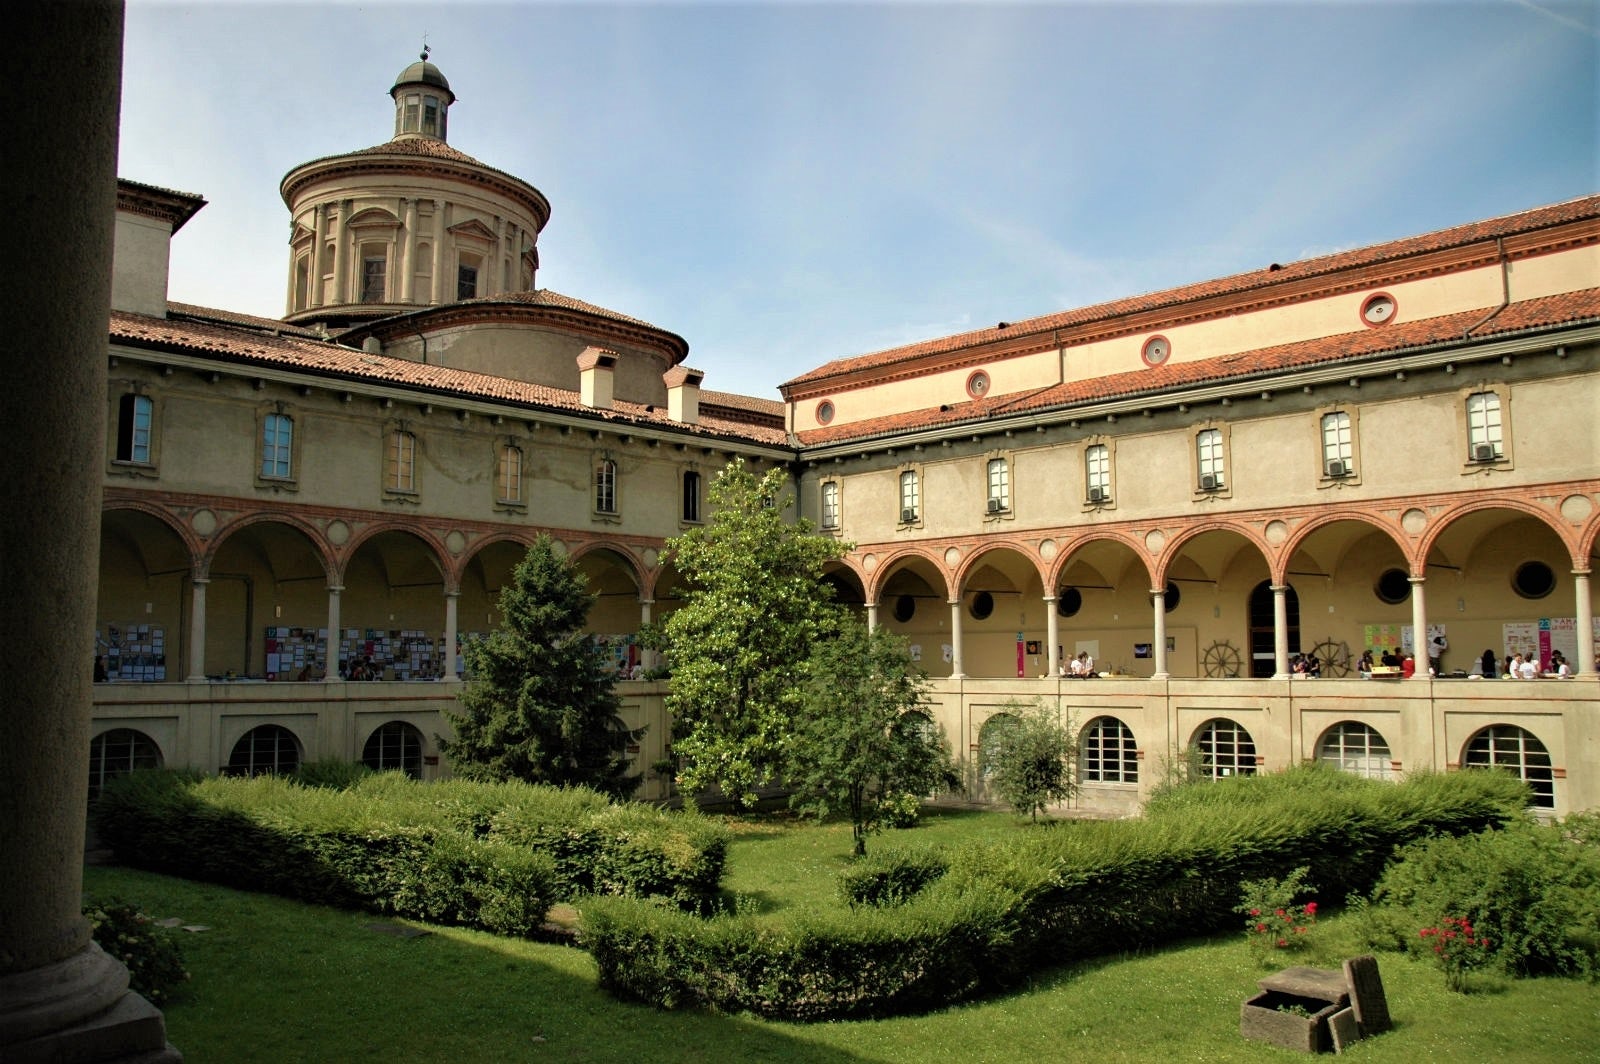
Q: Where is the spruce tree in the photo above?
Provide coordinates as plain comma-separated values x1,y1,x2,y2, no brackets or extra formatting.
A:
441,535,639,798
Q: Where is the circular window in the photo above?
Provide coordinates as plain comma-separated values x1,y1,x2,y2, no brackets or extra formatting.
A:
1374,568,1411,605
969,590,995,620
1057,587,1082,617
1163,580,1181,613
1360,292,1397,327
893,594,916,623
966,370,991,399
1141,335,1171,367
1512,561,1556,600
815,400,834,425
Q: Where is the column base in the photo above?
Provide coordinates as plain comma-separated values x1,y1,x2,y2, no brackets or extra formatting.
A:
2,990,180,1064
0,942,179,1062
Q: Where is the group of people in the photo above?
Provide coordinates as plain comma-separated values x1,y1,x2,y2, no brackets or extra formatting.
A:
1356,647,1417,678
1058,651,1098,678
1476,647,1579,679
1290,652,1323,678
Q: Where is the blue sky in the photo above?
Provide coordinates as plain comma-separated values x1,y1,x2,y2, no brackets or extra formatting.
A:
119,1,1598,400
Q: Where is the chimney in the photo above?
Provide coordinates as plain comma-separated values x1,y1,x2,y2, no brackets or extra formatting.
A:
578,347,618,410
112,181,206,317
665,365,704,425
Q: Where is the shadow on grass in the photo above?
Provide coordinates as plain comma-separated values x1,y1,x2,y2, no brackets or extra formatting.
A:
84,864,867,1064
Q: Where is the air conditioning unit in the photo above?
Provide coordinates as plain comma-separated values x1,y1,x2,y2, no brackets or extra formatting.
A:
986,497,1003,513
901,508,917,524
1472,443,1496,462
1200,473,1219,491
1326,459,1348,478
1088,486,1106,503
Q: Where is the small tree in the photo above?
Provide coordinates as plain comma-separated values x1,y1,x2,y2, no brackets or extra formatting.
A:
441,535,639,798
654,459,846,808
787,618,960,855
982,698,1076,822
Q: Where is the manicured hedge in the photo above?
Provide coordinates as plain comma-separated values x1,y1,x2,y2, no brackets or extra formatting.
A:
93,771,553,936
93,771,730,930
582,767,1529,1021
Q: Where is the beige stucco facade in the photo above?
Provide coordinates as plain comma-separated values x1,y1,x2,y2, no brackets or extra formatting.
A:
91,56,1600,819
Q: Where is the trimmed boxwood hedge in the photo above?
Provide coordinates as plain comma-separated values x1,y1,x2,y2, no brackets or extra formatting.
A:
581,766,1530,1021
93,771,730,931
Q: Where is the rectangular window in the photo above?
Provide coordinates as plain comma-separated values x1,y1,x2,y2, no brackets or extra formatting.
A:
386,431,415,492
457,259,479,301
423,96,440,137
1321,411,1354,476
403,94,420,133
116,394,153,464
682,470,701,523
1086,444,1110,502
262,413,293,479
1466,391,1503,461
497,445,522,503
595,459,617,514
986,458,1010,513
1197,429,1224,490
361,251,387,303
821,481,840,529
899,469,919,523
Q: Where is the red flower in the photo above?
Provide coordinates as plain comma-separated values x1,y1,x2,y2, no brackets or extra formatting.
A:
1249,908,1261,917
1304,902,1318,916
1256,923,1267,933
1277,939,1289,948
1274,908,1286,917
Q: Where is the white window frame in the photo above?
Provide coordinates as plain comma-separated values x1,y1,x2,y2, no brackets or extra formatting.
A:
1080,716,1138,784
898,466,921,526
385,428,417,494
594,457,619,516
820,480,841,530
1463,387,1511,467
1317,407,1363,486
1085,441,1112,505
985,454,1011,516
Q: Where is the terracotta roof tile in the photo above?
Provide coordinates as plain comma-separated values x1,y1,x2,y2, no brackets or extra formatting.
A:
110,310,788,446
785,194,1600,390
455,289,669,333
168,302,326,339
794,288,1600,446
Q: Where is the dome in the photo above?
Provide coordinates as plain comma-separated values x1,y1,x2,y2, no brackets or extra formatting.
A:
391,58,451,95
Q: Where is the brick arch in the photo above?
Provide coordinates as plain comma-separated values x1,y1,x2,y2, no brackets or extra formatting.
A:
1413,493,1584,569
1045,530,1154,593
1154,519,1274,586
100,497,207,567
1277,509,1410,583
200,508,339,581
565,539,648,595
860,543,951,604
951,538,1048,596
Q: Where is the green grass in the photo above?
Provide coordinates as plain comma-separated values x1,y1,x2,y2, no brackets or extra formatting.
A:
84,808,1600,1063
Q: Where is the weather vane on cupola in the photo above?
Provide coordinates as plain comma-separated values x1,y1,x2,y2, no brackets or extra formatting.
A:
421,36,430,63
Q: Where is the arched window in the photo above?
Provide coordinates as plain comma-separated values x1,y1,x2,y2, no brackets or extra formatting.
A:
226,724,301,777
88,728,162,800
1194,718,1257,780
361,721,423,779
977,712,1020,792
1080,716,1138,784
1316,721,1393,779
1464,725,1554,808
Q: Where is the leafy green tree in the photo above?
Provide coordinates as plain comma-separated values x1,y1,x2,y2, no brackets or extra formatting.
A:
441,535,639,798
982,698,1077,822
654,459,846,808
788,617,960,855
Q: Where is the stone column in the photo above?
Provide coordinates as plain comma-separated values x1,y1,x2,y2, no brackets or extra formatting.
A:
330,199,350,305
1409,575,1430,682
325,586,343,683
442,590,460,682
1575,570,1595,680
1271,584,1290,679
638,597,653,673
949,598,965,679
1044,595,1059,677
310,202,327,308
1151,587,1170,679
864,601,878,632
491,216,505,296
184,577,208,683
431,200,447,305
399,199,417,303
3,3,177,1059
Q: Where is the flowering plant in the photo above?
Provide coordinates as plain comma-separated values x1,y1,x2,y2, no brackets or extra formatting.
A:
1236,866,1318,957
1419,915,1492,992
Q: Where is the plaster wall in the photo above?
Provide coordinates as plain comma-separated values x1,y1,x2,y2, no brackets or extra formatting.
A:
111,212,172,317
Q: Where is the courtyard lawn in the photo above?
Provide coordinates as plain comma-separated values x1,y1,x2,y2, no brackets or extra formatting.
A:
83,808,1600,1063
